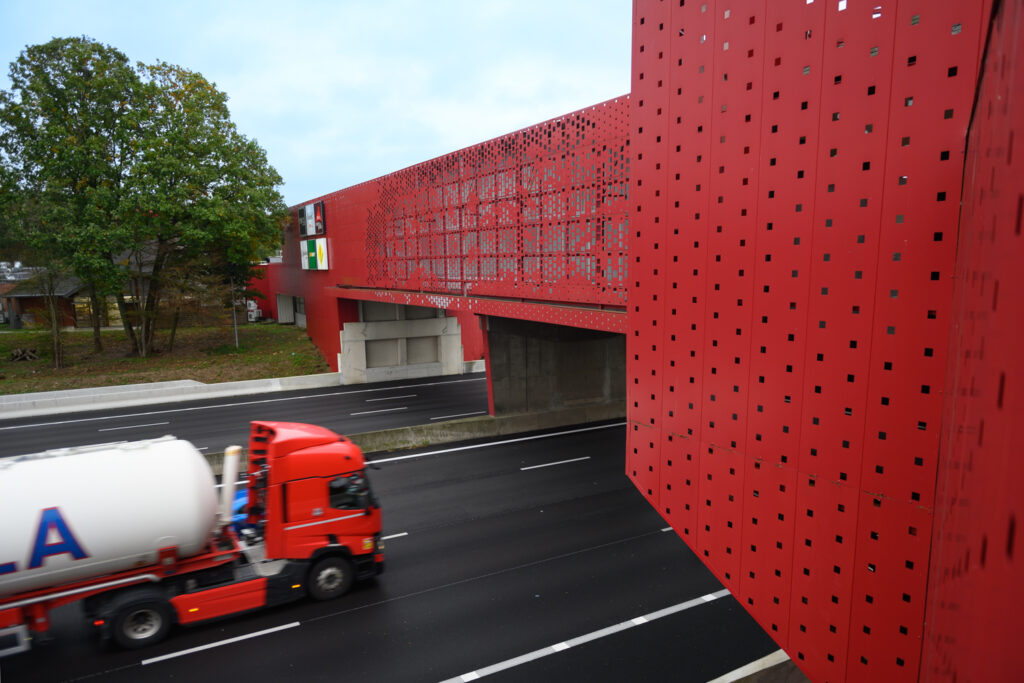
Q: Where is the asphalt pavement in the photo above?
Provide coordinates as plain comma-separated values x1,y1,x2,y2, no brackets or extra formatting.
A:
0,422,778,683
0,373,490,457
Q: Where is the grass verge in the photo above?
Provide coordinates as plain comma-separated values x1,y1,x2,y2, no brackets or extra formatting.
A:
0,324,330,395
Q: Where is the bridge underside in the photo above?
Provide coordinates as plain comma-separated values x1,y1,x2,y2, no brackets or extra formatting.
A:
482,316,625,419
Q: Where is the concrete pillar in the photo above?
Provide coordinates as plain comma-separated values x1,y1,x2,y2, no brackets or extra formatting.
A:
337,303,465,384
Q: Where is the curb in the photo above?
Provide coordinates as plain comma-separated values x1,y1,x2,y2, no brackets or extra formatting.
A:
0,361,486,421
0,373,344,420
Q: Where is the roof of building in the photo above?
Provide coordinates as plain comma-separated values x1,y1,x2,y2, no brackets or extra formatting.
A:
4,275,84,299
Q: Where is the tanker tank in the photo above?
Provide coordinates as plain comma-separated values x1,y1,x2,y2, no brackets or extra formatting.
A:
0,436,219,598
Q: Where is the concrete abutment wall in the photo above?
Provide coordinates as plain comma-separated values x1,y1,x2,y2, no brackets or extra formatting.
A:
484,316,626,417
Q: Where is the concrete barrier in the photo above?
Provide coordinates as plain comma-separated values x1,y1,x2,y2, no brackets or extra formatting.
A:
349,402,627,455
0,373,344,420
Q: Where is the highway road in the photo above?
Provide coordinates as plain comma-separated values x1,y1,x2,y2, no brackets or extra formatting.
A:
0,423,777,683
0,373,490,457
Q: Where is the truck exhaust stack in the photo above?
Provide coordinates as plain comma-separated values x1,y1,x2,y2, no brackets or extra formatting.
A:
219,445,244,527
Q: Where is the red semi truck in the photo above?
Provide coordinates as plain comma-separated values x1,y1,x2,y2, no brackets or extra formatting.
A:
0,421,384,656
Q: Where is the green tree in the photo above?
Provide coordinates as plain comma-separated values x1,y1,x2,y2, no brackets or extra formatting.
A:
1,39,287,361
0,37,142,355
120,62,286,356
0,193,73,367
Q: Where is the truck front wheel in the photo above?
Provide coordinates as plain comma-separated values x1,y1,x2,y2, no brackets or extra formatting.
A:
111,599,172,649
308,556,355,600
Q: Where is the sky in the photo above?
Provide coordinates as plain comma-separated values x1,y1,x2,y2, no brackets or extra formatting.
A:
0,1,632,207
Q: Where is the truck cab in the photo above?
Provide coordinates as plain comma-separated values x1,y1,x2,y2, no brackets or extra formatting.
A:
245,421,384,589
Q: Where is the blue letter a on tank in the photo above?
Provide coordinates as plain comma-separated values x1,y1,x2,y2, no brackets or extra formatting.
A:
28,508,89,569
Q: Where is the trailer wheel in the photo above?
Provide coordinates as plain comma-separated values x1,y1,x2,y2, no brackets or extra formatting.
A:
111,599,172,649
308,556,355,600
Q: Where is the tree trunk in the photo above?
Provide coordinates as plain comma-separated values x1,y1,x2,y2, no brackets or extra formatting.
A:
89,283,103,353
134,274,149,358
168,309,180,352
115,293,139,356
45,291,64,370
142,247,168,355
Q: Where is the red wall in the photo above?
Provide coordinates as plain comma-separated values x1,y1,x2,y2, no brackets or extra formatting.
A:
923,1,1024,680
249,263,280,321
627,2,992,682
320,97,630,308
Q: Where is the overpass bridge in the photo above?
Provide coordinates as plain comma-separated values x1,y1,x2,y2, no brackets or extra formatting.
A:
251,2,1022,681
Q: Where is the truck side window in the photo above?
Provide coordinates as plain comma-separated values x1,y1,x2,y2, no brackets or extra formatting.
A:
329,474,368,510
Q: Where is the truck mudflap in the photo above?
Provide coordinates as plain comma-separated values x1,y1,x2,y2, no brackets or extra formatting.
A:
354,552,383,580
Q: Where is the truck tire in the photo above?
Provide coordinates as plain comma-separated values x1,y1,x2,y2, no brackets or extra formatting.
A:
307,556,355,600
110,598,172,649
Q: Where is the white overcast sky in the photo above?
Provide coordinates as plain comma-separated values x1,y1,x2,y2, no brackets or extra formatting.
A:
0,1,632,206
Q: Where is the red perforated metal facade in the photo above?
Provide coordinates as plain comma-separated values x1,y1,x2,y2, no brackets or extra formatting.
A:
360,99,630,308
302,96,630,312
923,1,1024,681
627,2,991,682
264,97,631,370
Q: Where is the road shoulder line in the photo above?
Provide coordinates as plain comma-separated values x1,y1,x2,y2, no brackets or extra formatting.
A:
438,589,731,682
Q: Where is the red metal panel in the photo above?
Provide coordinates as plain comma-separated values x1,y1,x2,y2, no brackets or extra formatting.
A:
788,475,861,683
923,1,1024,681
359,99,631,307
739,460,798,642
846,494,932,681
857,1,984,509
626,0,672,512
629,2,988,682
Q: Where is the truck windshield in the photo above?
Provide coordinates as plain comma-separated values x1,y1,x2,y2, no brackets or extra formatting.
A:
328,471,376,510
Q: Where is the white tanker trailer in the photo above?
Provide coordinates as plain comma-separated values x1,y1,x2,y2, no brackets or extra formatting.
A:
0,437,219,598
0,421,384,657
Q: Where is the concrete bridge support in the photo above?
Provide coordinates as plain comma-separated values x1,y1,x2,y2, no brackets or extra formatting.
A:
482,316,626,420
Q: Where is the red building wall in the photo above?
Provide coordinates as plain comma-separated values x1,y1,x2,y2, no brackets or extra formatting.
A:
924,1,1024,680
627,2,995,682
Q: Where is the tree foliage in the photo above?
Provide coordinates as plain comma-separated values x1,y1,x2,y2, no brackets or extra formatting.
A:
0,37,140,363
0,37,287,360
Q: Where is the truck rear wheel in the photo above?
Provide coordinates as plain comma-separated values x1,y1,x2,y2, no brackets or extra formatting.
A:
308,556,355,600
111,599,172,649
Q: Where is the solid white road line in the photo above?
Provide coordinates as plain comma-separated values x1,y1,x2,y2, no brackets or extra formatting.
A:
661,526,673,532
519,456,590,471
365,394,417,402
438,589,731,682
97,421,170,432
350,407,408,416
141,622,300,665
370,422,627,465
0,376,486,430
382,532,408,540
705,649,791,683
430,411,487,420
